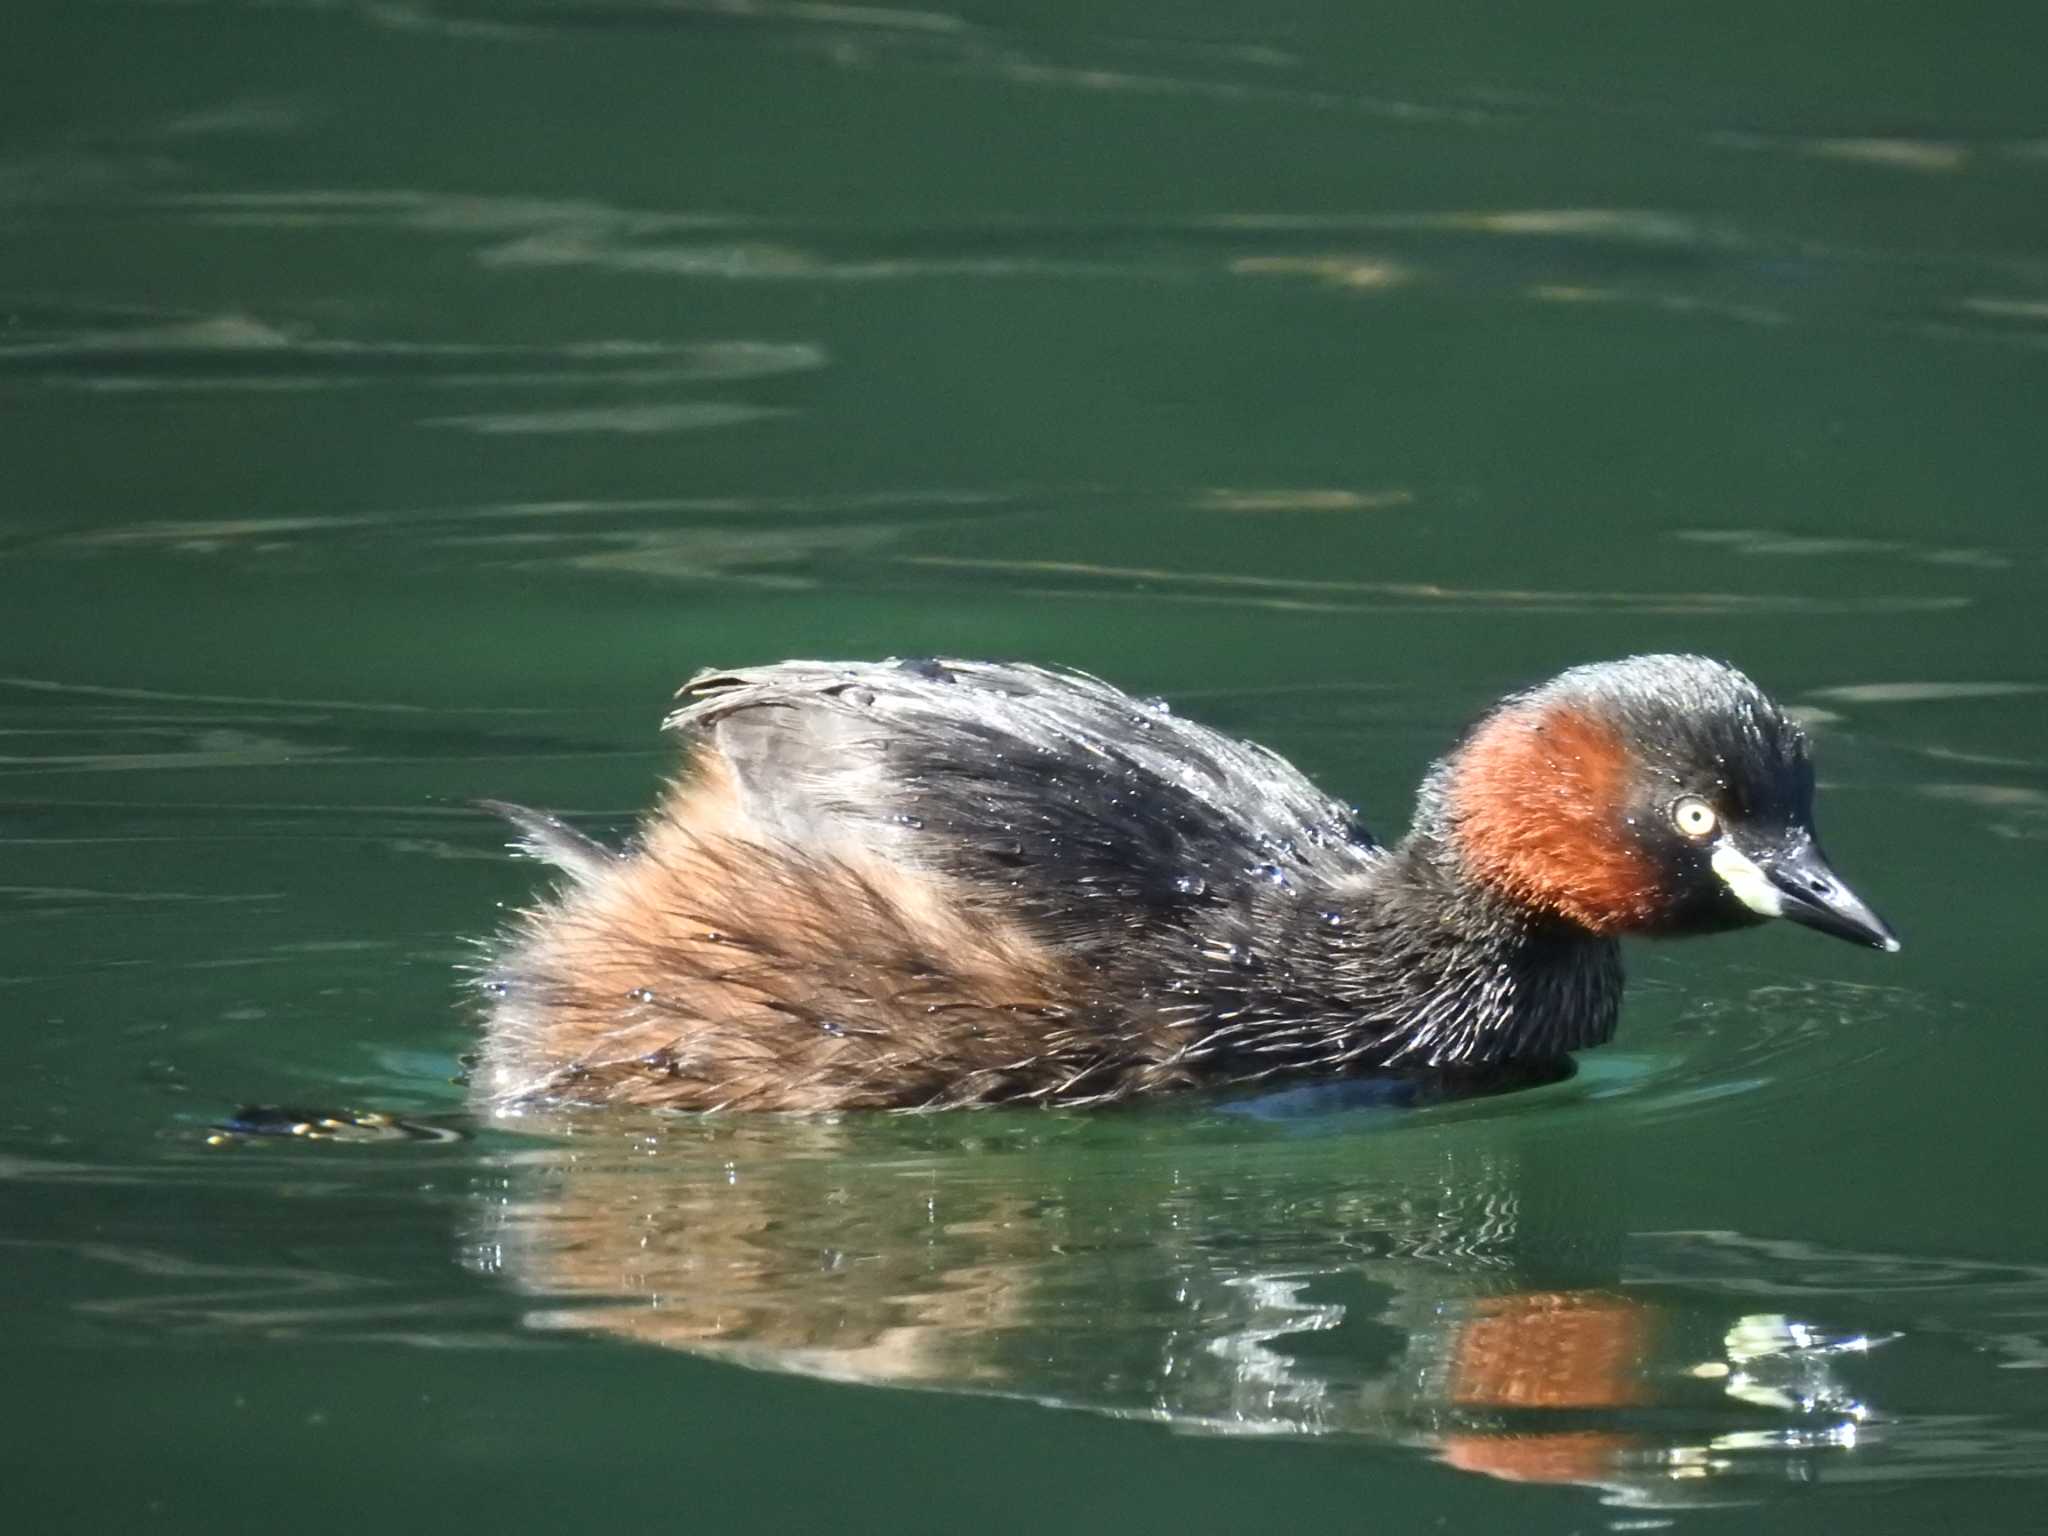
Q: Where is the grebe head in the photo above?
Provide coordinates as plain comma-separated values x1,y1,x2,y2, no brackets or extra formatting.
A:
1431,654,1898,950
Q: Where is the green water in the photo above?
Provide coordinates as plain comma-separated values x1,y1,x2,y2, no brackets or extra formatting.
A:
6,2,2047,1529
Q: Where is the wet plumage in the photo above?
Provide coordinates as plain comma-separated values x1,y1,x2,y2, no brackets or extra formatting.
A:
475,655,1895,1112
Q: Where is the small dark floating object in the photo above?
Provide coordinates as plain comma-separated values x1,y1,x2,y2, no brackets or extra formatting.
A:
214,1105,466,1145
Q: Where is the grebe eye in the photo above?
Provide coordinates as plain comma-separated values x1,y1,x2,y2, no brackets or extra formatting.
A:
1671,796,1719,840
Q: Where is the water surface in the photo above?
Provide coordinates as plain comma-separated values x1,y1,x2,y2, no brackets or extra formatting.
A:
6,2,2047,1530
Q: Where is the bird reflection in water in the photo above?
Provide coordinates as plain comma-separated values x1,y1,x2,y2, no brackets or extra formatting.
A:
464,1111,1877,1506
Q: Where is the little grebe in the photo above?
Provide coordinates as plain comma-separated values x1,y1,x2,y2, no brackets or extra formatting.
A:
475,655,1896,1112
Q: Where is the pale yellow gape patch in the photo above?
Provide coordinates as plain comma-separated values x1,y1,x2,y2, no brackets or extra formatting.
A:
1709,841,1785,918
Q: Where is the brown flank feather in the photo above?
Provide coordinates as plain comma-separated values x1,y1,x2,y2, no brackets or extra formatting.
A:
482,750,1181,1110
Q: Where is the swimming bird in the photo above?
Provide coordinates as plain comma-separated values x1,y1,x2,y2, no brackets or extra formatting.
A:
474,655,1896,1112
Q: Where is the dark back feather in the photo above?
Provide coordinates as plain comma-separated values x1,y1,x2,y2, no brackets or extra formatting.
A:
670,659,1384,965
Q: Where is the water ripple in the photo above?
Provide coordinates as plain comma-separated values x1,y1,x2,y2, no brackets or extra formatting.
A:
0,309,823,396
900,555,1969,616
424,400,786,434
